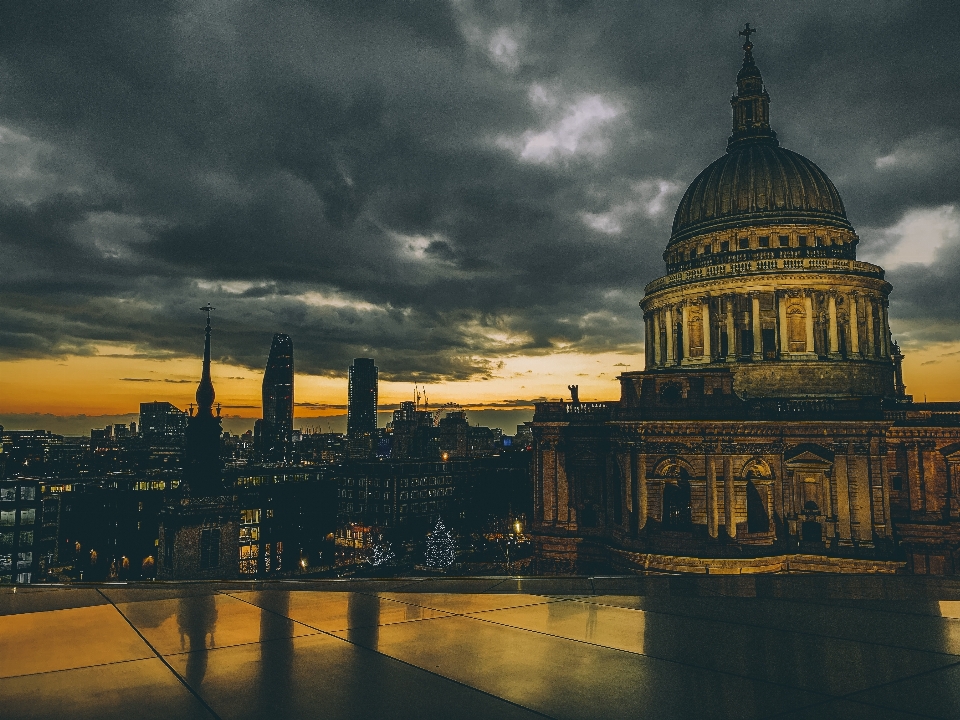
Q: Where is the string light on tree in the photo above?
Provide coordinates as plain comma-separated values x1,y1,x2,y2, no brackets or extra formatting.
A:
425,518,456,570
369,535,396,566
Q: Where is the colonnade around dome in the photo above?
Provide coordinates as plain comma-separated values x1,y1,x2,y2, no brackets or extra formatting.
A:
641,268,895,398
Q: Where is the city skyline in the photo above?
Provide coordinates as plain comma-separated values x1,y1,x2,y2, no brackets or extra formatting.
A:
3,3,960,431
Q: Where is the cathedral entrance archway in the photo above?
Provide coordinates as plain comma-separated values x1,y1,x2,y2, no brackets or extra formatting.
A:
662,478,692,532
746,480,769,533
801,501,822,543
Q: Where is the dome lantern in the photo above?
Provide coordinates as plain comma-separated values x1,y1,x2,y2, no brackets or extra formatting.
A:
728,24,778,151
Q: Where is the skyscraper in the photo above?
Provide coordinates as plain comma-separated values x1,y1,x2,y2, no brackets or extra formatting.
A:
347,358,378,458
259,333,294,462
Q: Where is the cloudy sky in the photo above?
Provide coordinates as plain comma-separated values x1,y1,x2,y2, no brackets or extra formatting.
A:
2,1,960,433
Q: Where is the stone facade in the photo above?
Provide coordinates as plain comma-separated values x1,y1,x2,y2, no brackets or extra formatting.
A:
530,32,960,575
157,497,240,580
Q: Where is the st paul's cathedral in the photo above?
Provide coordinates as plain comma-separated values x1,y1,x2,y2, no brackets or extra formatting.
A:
531,27,960,575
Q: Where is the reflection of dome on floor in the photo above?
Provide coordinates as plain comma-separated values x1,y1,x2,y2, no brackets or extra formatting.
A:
530,26,960,578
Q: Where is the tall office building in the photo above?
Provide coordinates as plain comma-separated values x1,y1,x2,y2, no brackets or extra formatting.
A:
347,358,378,458
139,402,188,442
259,333,294,462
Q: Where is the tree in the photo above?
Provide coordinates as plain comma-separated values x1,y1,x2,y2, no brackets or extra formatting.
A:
368,535,395,566
425,518,456,570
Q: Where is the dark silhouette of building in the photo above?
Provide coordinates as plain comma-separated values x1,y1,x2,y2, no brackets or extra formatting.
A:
139,402,188,442
258,333,294,462
184,305,224,496
159,305,239,581
390,402,436,460
347,358,378,458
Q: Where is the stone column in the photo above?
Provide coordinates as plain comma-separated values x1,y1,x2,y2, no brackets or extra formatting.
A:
638,454,648,530
835,450,852,544
804,293,815,354
907,442,926,513
850,451,874,544
828,294,840,356
643,317,651,369
681,303,691,362
702,300,711,361
849,294,860,355
724,456,735,538
556,446,570,525
725,296,736,362
652,310,661,367
541,446,557,523
752,295,762,359
880,302,890,358
664,307,674,364
779,293,789,356
706,453,719,538
865,297,876,358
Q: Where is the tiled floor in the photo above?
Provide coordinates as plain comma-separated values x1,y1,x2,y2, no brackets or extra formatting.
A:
2,576,960,719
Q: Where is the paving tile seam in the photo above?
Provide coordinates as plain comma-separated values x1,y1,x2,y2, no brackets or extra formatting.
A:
455,612,840,699
0,654,159,681
217,589,463,633
96,589,223,720
549,595,960,659
218,590,560,720
0,602,112,617
157,631,325,658
356,590,561,616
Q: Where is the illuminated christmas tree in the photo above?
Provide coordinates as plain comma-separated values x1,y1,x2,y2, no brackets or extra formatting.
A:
369,536,395,566
424,518,455,570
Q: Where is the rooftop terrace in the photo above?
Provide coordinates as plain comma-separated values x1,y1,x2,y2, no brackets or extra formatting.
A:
3,575,960,719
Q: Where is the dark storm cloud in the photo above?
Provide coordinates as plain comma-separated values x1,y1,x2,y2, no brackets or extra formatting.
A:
1,0,959,382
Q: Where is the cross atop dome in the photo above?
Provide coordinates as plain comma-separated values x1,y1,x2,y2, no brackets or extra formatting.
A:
728,22,777,151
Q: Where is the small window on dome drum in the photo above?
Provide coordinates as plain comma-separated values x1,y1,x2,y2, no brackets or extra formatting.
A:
759,236,769,248
738,238,749,249
703,245,712,254
779,235,789,247
815,236,824,246
799,235,808,247
721,241,730,252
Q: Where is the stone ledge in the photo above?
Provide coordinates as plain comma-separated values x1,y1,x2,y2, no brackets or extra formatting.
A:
610,548,905,575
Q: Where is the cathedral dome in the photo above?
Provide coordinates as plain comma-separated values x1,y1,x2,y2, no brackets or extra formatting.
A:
640,26,895,404
668,143,852,246
667,24,852,247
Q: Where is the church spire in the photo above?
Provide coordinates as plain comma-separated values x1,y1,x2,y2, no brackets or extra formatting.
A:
728,23,778,152
196,304,216,416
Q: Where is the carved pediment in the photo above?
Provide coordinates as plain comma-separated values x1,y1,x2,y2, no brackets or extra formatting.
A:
784,443,835,467
940,442,960,459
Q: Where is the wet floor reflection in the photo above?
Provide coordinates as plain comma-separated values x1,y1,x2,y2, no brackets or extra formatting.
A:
256,591,294,718
176,594,217,687
9,581,960,720
346,592,381,650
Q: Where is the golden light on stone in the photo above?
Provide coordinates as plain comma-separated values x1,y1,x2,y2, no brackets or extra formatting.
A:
530,25,960,576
